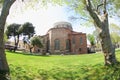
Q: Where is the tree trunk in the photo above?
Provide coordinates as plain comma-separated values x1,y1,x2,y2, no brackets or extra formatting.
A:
0,0,16,79
86,0,117,65
13,35,19,52
99,16,117,65
13,36,17,52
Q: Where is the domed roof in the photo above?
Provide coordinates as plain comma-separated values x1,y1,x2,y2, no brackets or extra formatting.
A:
53,21,73,30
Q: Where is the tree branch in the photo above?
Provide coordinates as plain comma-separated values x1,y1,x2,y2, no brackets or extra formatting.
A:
97,3,103,12
85,0,102,28
69,16,89,21
0,0,16,30
103,0,107,13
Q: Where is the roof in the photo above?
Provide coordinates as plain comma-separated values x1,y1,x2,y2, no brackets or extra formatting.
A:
53,21,73,30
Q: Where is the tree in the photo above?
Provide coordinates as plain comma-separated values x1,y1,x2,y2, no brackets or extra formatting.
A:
0,0,16,79
110,23,120,48
87,34,96,46
82,0,117,65
22,37,32,53
89,0,119,65
58,0,118,65
30,36,43,54
23,36,43,53
111,32,120,48
5,23,21,52
20,22,35,39
30,36,43,49
4,33,8,43
110,23,120,33
87,34,96,52
0,0,44,79
20,22,35,53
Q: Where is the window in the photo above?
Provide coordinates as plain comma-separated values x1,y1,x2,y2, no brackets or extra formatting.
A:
79,48,81,51
80,37,83,45
72,37,75,44
46,40,50,52
54,39,60,50
66,39,70,50
42,39,45,43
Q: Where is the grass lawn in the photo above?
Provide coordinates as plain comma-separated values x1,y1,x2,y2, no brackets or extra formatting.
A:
6,49,120,80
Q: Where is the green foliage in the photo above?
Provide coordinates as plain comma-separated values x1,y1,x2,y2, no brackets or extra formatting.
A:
4,33,8,42
20,22,35,39
113,0,120,9
111,32,120,44
6,49,120,80
110,23,120,33
49,0,120,23
5,23,21,52
5,23,21,38
0,0,3,4
64,0,87,17
110,23,120,44
87,34,96,46
30,36,43,48
50,0,120,19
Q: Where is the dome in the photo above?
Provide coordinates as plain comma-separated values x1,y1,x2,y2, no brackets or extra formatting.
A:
53,21,73,30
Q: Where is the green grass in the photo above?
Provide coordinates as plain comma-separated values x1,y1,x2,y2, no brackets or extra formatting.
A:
6,50,120,80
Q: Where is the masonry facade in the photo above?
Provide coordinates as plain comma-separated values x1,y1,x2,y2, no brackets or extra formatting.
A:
39,22,87,54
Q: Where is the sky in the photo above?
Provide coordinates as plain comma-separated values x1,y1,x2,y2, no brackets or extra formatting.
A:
6,1,95,36
6,1,120,36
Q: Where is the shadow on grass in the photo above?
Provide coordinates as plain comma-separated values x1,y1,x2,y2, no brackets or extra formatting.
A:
10,63,120,80
82,62,120,80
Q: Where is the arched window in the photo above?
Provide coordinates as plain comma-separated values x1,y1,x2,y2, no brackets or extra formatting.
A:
46,40,50,52
54,39,60,50
80,37,83,45
66,39,70,50
72,37,75,44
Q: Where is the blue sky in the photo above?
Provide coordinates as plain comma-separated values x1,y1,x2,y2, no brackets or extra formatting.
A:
6,1,120,36
6,1,95,35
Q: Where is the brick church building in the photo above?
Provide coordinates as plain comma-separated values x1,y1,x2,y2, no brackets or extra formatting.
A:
38,22,87,54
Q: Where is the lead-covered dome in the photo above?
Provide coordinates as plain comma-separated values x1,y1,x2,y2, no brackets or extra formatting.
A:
53,22,73,30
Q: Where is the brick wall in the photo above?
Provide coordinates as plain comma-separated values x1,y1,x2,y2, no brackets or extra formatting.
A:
46,27,87,54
